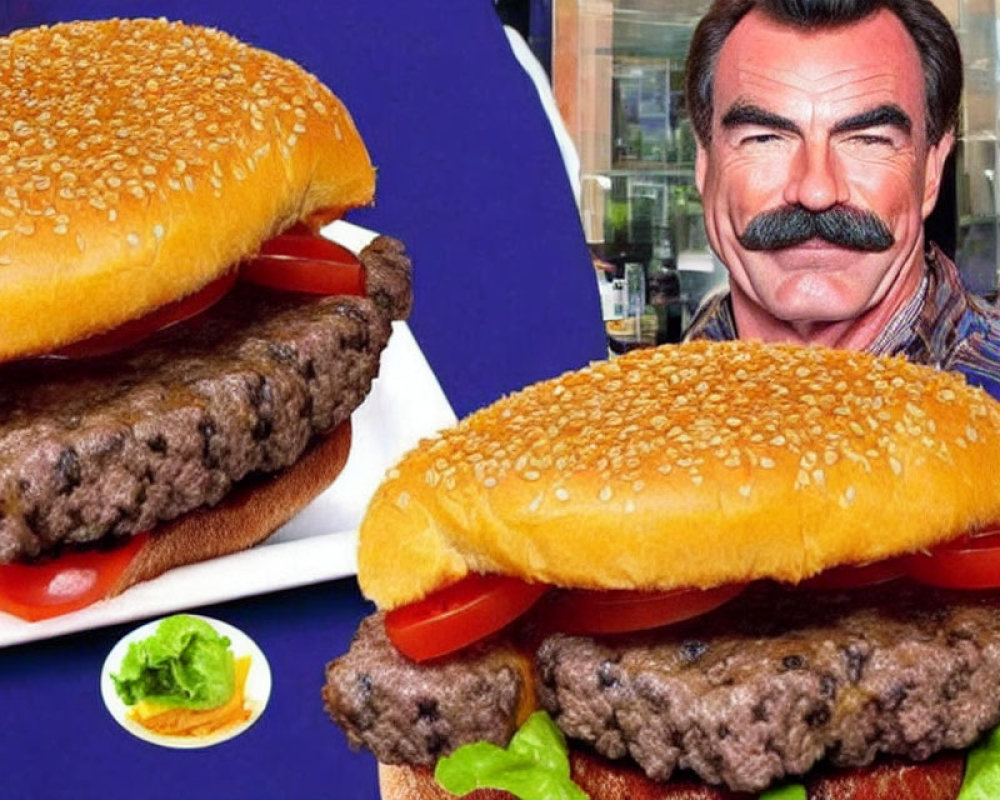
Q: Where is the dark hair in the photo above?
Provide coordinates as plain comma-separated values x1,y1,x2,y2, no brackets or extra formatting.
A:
684,0,962,145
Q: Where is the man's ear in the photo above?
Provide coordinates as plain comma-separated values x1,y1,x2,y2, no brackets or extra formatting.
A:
921,130,955,219
695,140,708,196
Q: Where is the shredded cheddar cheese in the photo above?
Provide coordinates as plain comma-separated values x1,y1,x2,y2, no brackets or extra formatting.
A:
130,655,253,737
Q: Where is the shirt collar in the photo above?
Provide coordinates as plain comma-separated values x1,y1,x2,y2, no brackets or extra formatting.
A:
867,272,928,356
877,243,969,366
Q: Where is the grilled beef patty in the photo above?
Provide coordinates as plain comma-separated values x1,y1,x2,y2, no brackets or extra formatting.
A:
323,614,530,765
0,235,411,562
326,581,1000,792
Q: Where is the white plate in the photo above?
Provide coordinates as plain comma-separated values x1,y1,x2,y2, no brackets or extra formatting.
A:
0,224,457,647
100,615,271,748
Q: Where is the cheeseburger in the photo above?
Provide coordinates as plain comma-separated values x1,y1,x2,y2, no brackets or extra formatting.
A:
325,341,1000,799
0,19,411,620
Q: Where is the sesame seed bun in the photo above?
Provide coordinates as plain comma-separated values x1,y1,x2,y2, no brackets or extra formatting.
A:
0,18,375,361
358,341,1000,610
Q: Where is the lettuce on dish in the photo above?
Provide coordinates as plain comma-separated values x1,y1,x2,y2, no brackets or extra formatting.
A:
111,614,236,710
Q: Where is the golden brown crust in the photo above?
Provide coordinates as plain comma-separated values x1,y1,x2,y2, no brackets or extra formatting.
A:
109,420,352,595
378,763,509,800
0,18,375,361
379,749,964,799
378,754,742,800
359,341,1000,610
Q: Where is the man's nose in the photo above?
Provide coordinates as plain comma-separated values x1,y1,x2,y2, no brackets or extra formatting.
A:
783,141,849,211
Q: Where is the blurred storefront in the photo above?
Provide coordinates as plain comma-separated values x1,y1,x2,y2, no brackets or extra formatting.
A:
550,0,1000,347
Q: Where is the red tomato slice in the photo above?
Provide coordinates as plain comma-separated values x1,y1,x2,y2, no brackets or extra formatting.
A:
240,230,364,296
46,226,361,361
0,533,149,621
806,752,965,800
52,271,237,359
904,525,1000,589
384,574,549,662
800,557,907,591
534,583,747,636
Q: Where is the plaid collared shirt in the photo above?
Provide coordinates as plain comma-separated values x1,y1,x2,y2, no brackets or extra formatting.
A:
684,244,1000,400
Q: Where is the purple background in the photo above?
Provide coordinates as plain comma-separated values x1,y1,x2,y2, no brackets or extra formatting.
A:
0,3,605,799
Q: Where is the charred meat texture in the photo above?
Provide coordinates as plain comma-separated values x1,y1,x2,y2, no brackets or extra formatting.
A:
361,235,412,321
323,614,529,765
0,236,411,562
326,582,1000,793
536,581,1000,792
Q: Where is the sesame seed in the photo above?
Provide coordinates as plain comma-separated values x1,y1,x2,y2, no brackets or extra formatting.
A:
840,486,856,507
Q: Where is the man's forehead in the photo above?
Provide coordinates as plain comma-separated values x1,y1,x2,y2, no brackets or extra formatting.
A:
713,8,925,119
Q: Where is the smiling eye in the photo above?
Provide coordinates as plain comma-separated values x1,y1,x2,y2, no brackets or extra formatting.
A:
740,133,781,146
849,133,894,147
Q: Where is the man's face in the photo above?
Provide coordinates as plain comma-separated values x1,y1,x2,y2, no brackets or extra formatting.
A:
695,9,953,330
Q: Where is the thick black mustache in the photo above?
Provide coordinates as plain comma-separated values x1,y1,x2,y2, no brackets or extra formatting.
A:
738,205,894,252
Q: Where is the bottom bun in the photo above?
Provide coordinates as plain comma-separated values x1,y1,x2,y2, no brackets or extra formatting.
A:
377,752,741,800
109,420,352,595
378,746,966,799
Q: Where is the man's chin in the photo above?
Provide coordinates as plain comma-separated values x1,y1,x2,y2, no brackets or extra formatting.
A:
746,293,873,345
767,277,867,324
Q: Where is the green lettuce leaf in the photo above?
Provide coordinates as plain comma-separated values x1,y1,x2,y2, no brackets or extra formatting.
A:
758,783,808,800
434,711,589,800
959,725,1000,800
111,614,235,709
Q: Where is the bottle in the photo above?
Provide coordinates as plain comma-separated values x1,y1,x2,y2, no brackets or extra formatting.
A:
623,262,645,341
611,278,626,320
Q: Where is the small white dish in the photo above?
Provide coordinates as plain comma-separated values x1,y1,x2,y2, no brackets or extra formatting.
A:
100,614,272,749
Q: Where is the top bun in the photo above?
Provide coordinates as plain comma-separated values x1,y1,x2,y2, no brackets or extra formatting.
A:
359,341,1000,609
0,18,375,361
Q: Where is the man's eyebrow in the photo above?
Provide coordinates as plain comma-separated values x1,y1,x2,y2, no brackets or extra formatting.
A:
719,102,913,138
830,104,912,135
720,103,799,134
